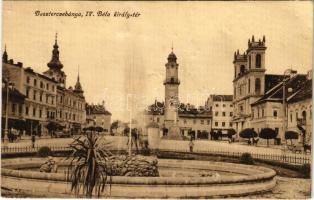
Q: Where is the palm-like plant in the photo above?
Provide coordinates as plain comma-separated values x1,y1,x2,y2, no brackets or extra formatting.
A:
67,132,112,198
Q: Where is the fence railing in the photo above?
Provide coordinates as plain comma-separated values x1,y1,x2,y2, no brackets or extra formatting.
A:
1,145,311,165
159,147,311,165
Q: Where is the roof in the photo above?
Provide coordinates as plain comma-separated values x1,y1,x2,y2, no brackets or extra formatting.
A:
287,78,312,103
146,101,212,117
210,95,233,102
252,74,307,106
24,67,58,83
86,104,111,115
264,74,285,93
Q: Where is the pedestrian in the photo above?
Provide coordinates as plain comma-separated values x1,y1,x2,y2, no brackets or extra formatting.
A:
31,135,36,148
189,138,194,152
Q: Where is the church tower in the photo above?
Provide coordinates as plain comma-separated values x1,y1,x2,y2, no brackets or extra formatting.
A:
74,69,84,98
164,49,180,128
43,33,67,88
232,35,267,135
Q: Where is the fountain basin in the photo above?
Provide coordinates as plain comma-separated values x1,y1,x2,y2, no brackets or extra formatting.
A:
1,157,276,198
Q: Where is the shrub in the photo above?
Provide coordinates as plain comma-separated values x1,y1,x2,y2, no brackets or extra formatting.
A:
299,163,311,178
227,129,237,139
37,146,52,157
240,152,254,165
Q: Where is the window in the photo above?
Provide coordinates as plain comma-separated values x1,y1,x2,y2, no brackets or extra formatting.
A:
256,54,261,68
157,117,160,123
275,128,279,134
257,108,260,118
46,83,49,90
262,109,264,117
249,55,251,69
290,113,293,122
240,106,243,112
60,111,62,118
26,88,30,98
26,76,30,84
222,122,225,127
184,119,187,124
52,85,55,92
273,110,278,118
34,79,37,86
215,122,218,127
207,120,210,125
40,81,44,89
222,112,226,117
33,108,36,117
230,112,233,117
46,94,49,103
33,90,37,100
229,122,233,127
223,104,226,107
215,104,219,107
201,120,204,124
215,112,219,116
40,93,43,102
255,78,261,94
193,119,196,124
19,105,22,114
240,65,245,74
25,106,29,115
230,104,233,107
248,79,251,93
39,110,42,118
47,111,50,118
296,112,298,120
51,97,54,105
12,104,16,113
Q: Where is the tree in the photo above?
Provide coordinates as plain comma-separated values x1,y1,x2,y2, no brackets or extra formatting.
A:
227,129,237,139
259,128,278,147
68,133,112,197
285,131,299,145
239,128,257,145
110,121,119,134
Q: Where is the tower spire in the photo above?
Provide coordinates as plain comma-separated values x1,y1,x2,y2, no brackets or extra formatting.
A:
171,42,173,53
47,33,63,70
2,44,8,63
74,65,83,95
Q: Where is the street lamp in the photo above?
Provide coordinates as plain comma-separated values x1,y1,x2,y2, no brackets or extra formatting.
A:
3,79,14,147
282,69,296,146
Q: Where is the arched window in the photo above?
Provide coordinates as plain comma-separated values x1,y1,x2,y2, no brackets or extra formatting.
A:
248,55,251,69
255,78,261,94
256,54,261,68
240,65,245,74
302,111,306,121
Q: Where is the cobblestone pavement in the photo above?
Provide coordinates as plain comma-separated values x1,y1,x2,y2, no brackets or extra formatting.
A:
243,176,311,199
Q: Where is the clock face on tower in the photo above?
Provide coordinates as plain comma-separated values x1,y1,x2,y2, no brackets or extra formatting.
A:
169,96,179,108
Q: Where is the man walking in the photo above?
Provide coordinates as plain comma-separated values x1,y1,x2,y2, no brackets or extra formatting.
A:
31,135,36,148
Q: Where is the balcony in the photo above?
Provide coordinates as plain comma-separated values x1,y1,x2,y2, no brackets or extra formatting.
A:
163,78,180,85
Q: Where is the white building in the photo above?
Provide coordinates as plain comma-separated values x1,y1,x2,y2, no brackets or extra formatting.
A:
205,94,233,134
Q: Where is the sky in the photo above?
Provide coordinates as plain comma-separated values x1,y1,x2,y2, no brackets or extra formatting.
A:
2,1,313,121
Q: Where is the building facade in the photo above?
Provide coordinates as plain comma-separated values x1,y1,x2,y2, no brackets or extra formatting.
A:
205,95,233,134
86,103,112,133
2,34,86,136
287,71,312,145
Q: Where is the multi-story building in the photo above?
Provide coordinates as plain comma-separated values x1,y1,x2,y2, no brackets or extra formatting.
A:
232,35,288,137
2,34,86,135
86,102,112,133
2,49,58,136
205,94,233,134
145,50,212,139
42,34,86,134
251,73,307,142
287,71,312,145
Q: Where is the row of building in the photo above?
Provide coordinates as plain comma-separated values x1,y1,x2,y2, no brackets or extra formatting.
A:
2,35,112,137
144,36,312,144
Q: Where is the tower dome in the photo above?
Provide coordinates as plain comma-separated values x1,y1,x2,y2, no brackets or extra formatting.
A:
167,51,177,62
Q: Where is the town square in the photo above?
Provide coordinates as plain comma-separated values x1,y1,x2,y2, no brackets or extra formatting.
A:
1,1,313,199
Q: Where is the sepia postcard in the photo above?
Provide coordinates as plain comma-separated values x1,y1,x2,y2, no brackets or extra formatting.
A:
1,1,313,199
